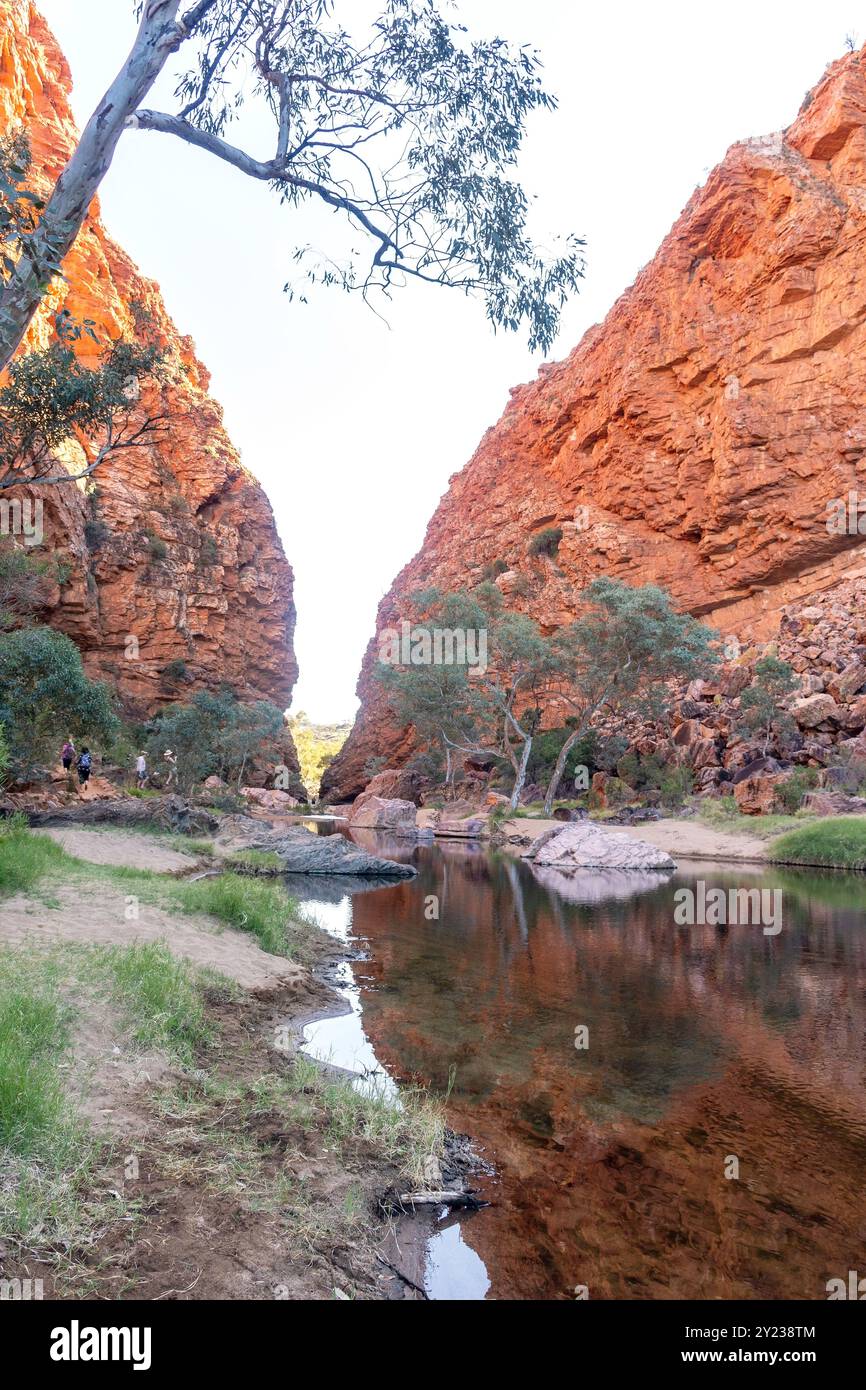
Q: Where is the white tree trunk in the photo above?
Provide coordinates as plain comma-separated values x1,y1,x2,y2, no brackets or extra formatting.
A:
543,725,585,817
509,735,532,811
0,0,184,370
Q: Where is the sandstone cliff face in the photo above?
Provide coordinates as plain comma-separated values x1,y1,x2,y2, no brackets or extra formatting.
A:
0,2,300,749
324,43,866,801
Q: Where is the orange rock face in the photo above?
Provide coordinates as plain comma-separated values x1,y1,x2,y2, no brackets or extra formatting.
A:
0,2,299,732
325,43,866,800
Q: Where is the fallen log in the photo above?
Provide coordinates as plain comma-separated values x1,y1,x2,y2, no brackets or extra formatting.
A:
398,1189,488,1210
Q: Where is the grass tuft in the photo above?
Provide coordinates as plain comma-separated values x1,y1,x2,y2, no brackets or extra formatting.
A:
768,816,866,869
0,814,68,895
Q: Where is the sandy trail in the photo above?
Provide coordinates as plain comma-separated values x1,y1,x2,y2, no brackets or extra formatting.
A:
0,881,305,992
42,826,199,873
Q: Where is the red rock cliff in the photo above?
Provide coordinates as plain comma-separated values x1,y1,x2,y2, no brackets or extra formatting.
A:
0,0,300,743
324,42,866,801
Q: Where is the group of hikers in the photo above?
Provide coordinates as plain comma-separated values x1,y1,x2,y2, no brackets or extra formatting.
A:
60,739,91,789
59,739,178,796
134,748,177,791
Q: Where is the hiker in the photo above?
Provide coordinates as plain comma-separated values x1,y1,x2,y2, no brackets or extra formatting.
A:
77,746,92,794
135,751,148,789
61,738,76,772
163,748,178,790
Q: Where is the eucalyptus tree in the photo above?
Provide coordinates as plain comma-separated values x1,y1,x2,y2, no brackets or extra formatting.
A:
540,579,720,815
0,0,583,371
376,584,560,809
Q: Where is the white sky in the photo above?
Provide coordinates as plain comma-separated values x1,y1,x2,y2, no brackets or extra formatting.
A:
39,0,860,722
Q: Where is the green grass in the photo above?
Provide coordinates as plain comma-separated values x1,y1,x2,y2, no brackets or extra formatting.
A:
224,848,284,874
695,796,817,840
768,817,866,869
86,822,216,858
0,948,108,1253
0,815,68,895
0,980,70,1155
1,822,311,960
84,942,214,1063
0,941,232,1257
155,1052,445,1197
171,873,305,957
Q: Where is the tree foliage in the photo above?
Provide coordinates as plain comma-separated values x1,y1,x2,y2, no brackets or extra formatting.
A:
0,304,169,491
0,0,583,369
737,655,798,755
376,583,560,808
146,688,285,791
540,579,720,812
288,710,349,800
376,578,720,812
0,626,119,775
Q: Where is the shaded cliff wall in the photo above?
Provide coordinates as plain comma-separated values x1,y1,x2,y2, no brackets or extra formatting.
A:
0,0,301,790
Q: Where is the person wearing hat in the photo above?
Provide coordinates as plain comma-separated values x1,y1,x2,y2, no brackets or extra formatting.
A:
163,748,178,790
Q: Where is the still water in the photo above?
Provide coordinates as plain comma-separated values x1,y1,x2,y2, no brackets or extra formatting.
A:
291,826,866,1301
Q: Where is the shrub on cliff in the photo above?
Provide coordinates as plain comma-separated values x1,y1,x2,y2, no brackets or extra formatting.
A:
0,626,118,776
0,307,168,494
528,527,563,559
0,539,50,630
738,656,798,755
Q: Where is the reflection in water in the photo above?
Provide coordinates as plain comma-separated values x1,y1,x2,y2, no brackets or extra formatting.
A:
293,828,866,1301
425,1217,491,1300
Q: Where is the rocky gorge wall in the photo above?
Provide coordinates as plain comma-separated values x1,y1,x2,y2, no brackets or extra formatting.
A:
0,0,301,783
324,41,866,801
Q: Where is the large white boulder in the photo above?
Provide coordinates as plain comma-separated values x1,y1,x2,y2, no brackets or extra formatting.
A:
530,821,676,871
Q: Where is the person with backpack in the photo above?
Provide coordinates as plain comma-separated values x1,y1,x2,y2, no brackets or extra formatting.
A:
135,752,148,790
77,747,92,794
61,738,76,772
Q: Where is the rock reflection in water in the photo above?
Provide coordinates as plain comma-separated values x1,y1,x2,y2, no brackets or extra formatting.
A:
337,835,866,1300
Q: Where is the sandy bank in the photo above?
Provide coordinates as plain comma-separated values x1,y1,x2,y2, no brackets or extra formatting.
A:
501,816,768,864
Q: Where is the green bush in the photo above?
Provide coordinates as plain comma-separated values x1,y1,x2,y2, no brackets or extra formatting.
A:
160,658,188,692
147,533,168,562
0,625,118,775
83,517,110,550
775,766,819,814
658,766,695,807
481,558,508,581
528,526,562,559
199,534,219,566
